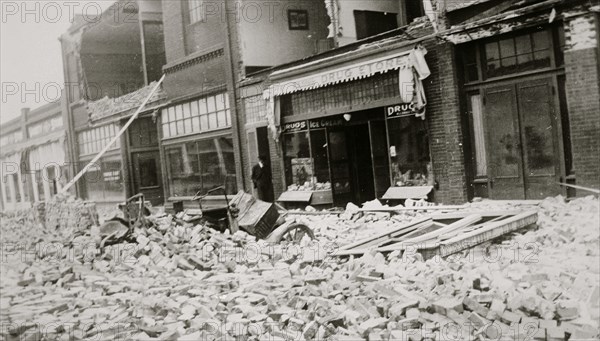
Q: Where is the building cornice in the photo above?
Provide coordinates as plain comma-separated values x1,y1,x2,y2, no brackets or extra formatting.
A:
163,47,225,75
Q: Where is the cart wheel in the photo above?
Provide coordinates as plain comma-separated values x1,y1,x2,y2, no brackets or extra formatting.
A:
269,223,315,244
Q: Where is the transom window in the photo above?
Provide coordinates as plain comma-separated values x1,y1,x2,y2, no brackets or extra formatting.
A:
78,124,119,157
461,27,563,82
161,93,230,139
484,31,551,78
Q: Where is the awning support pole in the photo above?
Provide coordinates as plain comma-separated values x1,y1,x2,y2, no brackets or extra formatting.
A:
60,74,165,195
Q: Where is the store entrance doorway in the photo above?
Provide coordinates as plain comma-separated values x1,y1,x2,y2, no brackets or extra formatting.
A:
328,123,375,206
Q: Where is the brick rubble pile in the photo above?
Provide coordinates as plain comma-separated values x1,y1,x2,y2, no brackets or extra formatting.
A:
1,196,598,341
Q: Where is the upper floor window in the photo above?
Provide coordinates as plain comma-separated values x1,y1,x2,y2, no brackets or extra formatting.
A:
78,124,119,157
187,0,204,24
161,93,231,139
354,10,398,40
243,95,266,125
484,31,551,78
27,116,63,138
288,10,309,30
404,0,424,24
0,130,23,147
461,27,564,83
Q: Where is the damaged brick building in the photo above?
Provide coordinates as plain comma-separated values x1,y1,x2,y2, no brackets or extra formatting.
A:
3,0,593,212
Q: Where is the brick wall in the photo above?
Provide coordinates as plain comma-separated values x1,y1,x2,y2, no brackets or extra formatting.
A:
162,53,227,99
563,13,600,191
161,1,186,62
424,40,469,204
268,129,285,200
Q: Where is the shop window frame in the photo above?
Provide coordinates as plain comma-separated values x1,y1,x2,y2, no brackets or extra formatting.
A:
161,93,231,140
77,124,120,157
162,133,238,199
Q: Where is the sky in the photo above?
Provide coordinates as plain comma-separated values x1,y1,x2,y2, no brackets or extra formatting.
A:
0,0,113,124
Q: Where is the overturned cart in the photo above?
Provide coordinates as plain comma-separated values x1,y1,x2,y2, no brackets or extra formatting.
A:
187,187,315,244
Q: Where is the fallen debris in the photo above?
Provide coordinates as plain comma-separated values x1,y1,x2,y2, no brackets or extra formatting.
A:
1,195,598,341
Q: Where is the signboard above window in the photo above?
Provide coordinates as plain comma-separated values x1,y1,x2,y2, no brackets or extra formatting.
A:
384,103,417,118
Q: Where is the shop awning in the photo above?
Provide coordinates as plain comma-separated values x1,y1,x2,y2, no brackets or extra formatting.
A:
277,191,313,203
382,186,433,200
263,50,412,99
263,45,432,141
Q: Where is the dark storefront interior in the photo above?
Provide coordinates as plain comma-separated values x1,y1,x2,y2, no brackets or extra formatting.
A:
282,107,432,207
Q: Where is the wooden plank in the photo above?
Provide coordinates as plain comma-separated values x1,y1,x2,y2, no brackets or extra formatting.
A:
332,248,376,257
359,205,467,213
381,186,433,200
376,214,482,252
335,217,432,252
438,211,538,257
391,222,447,242
437,215,510,241
476,200,542,205
278,191,313,202
429,210,523,220
558,182,600,194
407,214,482,243
286,210,343,216
335,223,425,253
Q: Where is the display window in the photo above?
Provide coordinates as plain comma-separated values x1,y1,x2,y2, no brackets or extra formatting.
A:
165,136,237,197
387,116,432,187
283,131,312,191
79,156,125,202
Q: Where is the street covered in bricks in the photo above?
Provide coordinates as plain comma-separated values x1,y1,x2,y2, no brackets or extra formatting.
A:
1,195,599,340
2,0,600,340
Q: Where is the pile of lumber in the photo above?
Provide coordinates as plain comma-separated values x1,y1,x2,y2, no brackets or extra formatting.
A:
331,210,539,258
1,195,598,341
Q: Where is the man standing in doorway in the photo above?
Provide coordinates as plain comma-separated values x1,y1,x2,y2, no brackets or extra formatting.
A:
252,155,274,202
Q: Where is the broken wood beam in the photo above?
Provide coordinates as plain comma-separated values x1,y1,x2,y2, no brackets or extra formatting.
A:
438,211,538,257
358,205,467,212
558,182,600,194
337,217,432,252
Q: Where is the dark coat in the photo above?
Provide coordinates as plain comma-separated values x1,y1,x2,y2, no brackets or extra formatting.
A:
251,163,273,202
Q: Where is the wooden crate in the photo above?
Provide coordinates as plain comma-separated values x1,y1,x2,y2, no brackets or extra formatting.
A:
231,191,280,239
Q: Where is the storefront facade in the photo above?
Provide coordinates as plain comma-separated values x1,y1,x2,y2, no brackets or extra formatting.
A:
159,92,237,208
257,33,458,207
277,84,433,207
447,0,600,199
0,103,67,211
75,123,126,204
